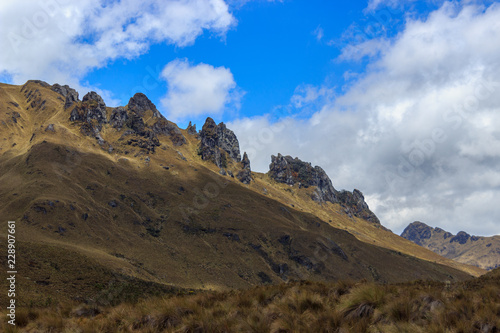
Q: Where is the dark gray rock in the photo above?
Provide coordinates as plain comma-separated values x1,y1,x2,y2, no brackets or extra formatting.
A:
400,222,433,246
68,91,108,143
45,124,55,132
109,107,128,130
217,122,241,161
127,93,161,118
152,118,186,146
70,91,107,126
51,84,79,109
237,152,252,184
450,231,471,245
337,189,380,225
268,154,380,224
268,154,338,203
198,117,241,168
186,121,197,135
126,113,146,135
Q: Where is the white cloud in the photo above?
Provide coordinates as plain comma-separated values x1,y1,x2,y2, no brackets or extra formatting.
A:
290,84,335,109
0,0,235,87
160,59,240,121
230,1,500,237
314,26,324,41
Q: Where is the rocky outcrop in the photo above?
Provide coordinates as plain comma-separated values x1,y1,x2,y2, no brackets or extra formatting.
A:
186,121,197,135
401,222,500,270
109,93,186,150
66,90,186,151
268,154,338,203
268,154,380,225
237,152,252,184
450,231,471,245
198,118,241,168
52,84,79,109
152,118,186,146
69,91,107,141
400,221,432,246
70,91,107,126
127,93,161,118
109,107,128,130
337,189,380,225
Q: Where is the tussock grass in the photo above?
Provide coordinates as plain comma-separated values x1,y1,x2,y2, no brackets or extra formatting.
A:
1,270,500,332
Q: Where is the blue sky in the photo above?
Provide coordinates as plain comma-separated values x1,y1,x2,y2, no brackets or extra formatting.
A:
1,0,500,236
83,0,373,125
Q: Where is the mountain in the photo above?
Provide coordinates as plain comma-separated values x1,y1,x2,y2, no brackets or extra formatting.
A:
401,221,500,270
0,81,483,306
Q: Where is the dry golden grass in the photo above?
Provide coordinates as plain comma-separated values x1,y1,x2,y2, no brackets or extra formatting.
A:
2,269,499,332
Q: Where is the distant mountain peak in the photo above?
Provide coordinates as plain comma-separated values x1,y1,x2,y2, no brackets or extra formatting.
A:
401,222,500,270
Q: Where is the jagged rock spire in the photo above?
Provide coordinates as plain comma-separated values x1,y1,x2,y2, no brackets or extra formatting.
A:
237,152,252,184
127,93,161,118
186,121,197,135
198,117,241,168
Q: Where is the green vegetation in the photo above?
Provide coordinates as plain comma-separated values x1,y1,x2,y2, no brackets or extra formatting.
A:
2,269,499,332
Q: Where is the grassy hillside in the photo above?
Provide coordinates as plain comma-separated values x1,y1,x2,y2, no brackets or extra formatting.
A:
0,80,484,308
2,269,499,332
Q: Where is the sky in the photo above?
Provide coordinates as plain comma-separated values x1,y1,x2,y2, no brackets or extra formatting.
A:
1,0,500,236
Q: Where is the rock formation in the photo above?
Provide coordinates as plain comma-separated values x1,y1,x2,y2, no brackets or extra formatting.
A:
109,107,128,130
152,118,186,146
52,84,79,109
127,93,162,118
186,121,197,135
198,117,241,169
337,189,380,224
268,154,338,203
268,154,380,224
69,91,108,141
237,152,252,184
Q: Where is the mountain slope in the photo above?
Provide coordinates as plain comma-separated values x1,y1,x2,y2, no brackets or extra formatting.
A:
0,81,481,305
402,221,500,270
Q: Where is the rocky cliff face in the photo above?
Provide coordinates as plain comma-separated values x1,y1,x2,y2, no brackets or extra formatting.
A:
268,154,338,203
69,91,108,142
401,222,500,270
237,152,252,184
186,121,197,135
198,117,241,168
268,154,379,224
337,189,381,225
127,92,162,118
52,84,79,109
400,221,432,246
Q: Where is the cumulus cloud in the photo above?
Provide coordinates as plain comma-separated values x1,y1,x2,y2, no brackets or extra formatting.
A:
0,0,235,88
160,59,241,121
229,1,500,236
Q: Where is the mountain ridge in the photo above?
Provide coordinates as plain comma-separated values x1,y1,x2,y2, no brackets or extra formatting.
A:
402,221,500,270
0,80,484,305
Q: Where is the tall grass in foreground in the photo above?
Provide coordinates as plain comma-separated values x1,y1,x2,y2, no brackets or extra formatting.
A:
2,273,499,332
